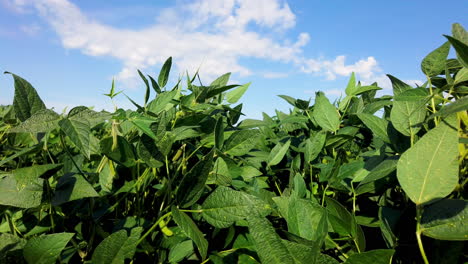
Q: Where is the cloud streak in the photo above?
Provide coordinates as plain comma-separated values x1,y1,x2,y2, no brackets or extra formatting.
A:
4,0,382,86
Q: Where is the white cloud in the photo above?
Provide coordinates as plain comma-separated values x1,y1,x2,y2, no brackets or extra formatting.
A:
5,0,384,87
263,72,289,79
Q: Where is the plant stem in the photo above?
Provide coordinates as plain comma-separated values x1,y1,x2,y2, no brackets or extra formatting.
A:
427,76,438,126
416,205,429,264
137,212,172,246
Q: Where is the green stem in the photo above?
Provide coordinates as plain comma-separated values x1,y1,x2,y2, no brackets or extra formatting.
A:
326,236,349,259
136,212,172,245
179,209,203,213
427,76,438,126
416,205,429,264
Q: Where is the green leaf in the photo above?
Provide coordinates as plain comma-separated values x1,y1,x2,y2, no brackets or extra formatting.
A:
23,233,74,264
147,90,178,114
11,164,62,190
345,72,356,96
137,69,151,101
0,175,43,208
452,23,468,45
158,57,172,88
100,136,136,167
0,143,43,167
247,216,295,264
387,74,412,96
454,68,468,85
0,233,27,263
429,96,468,119
287,196,328,242
313,92,340,132
91,227,142,264
389,76,427,137
379,207,402,248
343,249,394,264
176,150,214,208
353,85,382,95
326,197,365,252
397,114,459,205
223,130,260,156
5,72,46,121
171,206,209,259
9,109,60,133
267,140,290,166
202,186,271,228
59,118,91,159
445,35,468,68
129,113,158,140
210,72,231,87
421,199,468,240
168,240,193,263
52,173,99,206
148,75,161,94
282,239,319,264
393,88,429,101
226,82,251,103
304,131,327,163
421,41,450,76
214,116,224,150
67,107,111,128
357,113,390,143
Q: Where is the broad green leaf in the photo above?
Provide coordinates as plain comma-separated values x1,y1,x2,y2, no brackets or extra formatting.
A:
357,113,390,143
387,74,412,96
52,173,99,205
206,84,239,98
421,199,468,240
343,249,394,264
147,90,178,114
345,72,356,96
454,68,468,85
210,72,231,87
0,233,26,263
9,109,60,133
59,118,91,159
128,113,158,140
202,186,271,228
326,197,365,252
452,23,468,45
363,100,392,114
91,227,142,264
158,57,172,88
100,136,136,167
445,35,468,68
393,88,429,101
5,72,46,121
353,85,382,95
176,150,214,208
397,114,459,205
11,164,62,190
267,140,290,166
356,158,398,195
282,239,320,264
421,42,450,76
226,82,251,103
304,131,326,163
0,175,43,208
168,240,193,263
67,106,111,128
214,116,224,149
99,159,116,193
171,206,209,259
287,196,328,242
313,92,340,132
278,95,297,107
247,216,295,264
23,233,74,264
223,130,260,156
429,95,468,119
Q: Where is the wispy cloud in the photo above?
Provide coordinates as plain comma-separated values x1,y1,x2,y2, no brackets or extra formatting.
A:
262,72,289,79
19,23,41,36
4,0,383,86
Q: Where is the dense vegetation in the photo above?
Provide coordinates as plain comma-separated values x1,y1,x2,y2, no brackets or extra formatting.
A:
0,23,467,264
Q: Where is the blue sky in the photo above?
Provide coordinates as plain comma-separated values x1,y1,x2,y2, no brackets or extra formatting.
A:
0,0,467,118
